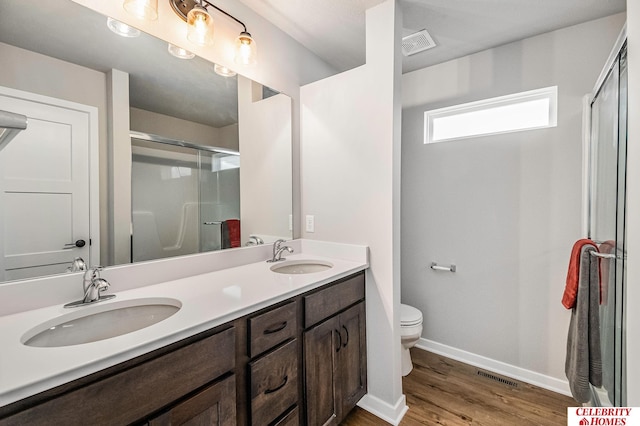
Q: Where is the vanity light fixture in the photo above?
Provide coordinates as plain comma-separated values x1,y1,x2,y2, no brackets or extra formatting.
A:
170,0,258,65
107,17,141,38
168,43,196,59
213,64,236,77
123,0,159,21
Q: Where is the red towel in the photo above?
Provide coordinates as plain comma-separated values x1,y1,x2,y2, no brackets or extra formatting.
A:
562,239,599,309
226,219,241,248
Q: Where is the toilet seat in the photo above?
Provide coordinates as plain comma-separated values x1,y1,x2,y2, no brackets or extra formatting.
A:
400,303,423,327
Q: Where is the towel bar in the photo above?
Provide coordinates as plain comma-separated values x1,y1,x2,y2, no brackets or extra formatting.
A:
590,251,617,260
430,262,456,272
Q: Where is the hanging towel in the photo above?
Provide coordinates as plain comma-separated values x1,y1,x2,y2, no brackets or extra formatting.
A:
222,219,241,248
565,244,602,403
562,239,599,309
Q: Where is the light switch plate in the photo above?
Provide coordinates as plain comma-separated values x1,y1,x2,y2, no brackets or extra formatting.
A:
305,215,315,233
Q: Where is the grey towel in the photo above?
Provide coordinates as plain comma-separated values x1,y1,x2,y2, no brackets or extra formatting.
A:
565,244,602,403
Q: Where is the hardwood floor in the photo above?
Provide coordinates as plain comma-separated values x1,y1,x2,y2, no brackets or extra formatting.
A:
341,348,576,425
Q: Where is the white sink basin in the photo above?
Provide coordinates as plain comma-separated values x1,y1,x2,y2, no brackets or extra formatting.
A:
22,298,181,348
270,260,333,275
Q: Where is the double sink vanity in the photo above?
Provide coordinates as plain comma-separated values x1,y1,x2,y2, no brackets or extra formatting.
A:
0,239,369,425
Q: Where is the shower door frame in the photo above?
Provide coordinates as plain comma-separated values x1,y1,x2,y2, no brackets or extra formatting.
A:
582,25,627,407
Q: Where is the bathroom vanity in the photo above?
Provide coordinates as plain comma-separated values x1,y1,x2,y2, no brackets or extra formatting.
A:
0,241,368,425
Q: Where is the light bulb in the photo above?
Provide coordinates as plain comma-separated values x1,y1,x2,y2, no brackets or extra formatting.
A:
234,32,257,66
187,5,214,46
123,0,158,21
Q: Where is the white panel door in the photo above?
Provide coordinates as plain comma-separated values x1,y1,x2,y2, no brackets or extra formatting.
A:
0,93,91,281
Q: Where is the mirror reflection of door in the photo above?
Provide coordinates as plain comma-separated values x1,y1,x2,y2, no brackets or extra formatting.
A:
0,87,97,281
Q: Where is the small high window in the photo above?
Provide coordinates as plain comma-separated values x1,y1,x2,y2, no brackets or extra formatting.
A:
424,86,557,144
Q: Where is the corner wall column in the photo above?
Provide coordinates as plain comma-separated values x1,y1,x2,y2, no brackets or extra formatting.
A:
107,69,132,265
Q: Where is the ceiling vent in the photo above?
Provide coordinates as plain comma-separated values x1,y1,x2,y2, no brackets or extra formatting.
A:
402,29,436,57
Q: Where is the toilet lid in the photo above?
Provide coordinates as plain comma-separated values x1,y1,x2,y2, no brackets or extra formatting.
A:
400,304,423,326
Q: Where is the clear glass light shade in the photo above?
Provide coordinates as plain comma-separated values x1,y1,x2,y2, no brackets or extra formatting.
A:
213,64,237,77
168,43,195,59
234,32,257,66
187,6,214,46
107,17,141,38
123,0,158,21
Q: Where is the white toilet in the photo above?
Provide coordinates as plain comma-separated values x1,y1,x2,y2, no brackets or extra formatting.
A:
400,303,424,376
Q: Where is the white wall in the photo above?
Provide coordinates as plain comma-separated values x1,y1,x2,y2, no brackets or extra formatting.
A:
238,76,293,242
130,107,239,151
401,14,624,394
625,0,639,406
300,0,405,423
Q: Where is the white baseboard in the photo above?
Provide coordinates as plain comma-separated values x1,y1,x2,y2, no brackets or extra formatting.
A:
357,393,408,425
416,338,572,397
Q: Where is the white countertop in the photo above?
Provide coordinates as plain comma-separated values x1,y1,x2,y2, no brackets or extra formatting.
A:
0,241,368,408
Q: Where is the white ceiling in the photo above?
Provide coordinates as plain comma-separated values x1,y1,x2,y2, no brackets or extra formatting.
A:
238,0,627,73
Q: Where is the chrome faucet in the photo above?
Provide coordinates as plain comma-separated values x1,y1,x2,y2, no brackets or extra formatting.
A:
64,266,115,308
66,257,87,272
267,239,293,263
246,235,264,246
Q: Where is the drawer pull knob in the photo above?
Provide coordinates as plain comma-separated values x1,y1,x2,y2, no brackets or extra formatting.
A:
263,321,288,334
264,375,288,394
342,325,349,348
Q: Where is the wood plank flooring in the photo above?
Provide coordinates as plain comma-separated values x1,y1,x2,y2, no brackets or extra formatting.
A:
341,348,576,425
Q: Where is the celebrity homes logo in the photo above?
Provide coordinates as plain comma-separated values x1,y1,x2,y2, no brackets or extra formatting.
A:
567,407,639,425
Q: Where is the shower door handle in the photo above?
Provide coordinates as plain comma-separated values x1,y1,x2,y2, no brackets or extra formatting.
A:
203,221,222,226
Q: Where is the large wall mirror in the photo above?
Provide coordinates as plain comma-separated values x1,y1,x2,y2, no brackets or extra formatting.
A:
0,0,293,283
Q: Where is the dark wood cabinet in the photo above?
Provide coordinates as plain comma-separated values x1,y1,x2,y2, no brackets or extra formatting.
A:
0,271,366,426
304,315,341,425
0,326,236,426
148,375,236,426
248,300,297,358
336,302,367,417
249,339,298,424
303,274,367,426
246,300,299,425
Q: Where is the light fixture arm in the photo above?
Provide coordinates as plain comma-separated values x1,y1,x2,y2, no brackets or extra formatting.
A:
171,0,248,33
199,0,247,33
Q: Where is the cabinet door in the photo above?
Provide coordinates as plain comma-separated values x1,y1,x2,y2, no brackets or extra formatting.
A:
337,302,367,417
304,316,340,426
148,375,236,426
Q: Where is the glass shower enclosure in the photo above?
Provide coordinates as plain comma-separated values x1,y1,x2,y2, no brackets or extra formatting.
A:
587,39,627,406
131,133,240,263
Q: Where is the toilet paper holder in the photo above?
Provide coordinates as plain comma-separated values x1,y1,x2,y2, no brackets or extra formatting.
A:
430,262,456,272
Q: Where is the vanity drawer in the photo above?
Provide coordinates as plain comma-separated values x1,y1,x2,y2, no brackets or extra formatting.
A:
248,301,297,358
249,339,298,425
304,272,365,328
0,327,235,426
272,406,300,426
148,374,236,425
